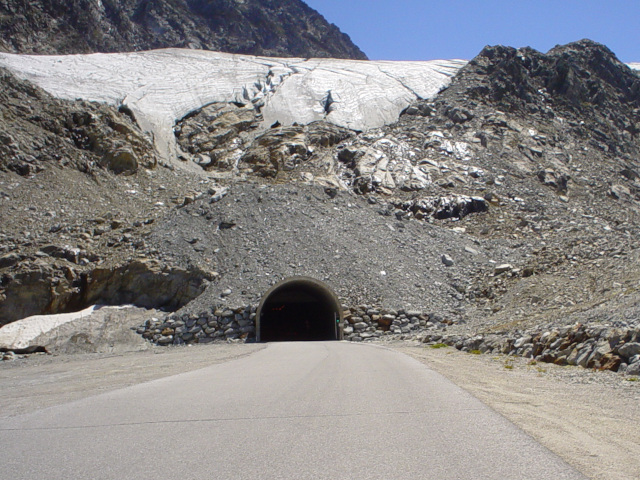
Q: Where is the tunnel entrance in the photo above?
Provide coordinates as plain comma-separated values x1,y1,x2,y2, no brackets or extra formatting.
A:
256,277,343,342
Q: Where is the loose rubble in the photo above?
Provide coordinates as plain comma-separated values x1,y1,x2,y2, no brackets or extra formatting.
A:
420,321,640,376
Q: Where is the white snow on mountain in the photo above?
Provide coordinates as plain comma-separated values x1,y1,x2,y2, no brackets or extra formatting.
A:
0,306,98,350
0,49,465,167
2,49,635,169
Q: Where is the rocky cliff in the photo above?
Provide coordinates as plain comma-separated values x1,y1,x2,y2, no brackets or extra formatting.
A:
0,0,366,59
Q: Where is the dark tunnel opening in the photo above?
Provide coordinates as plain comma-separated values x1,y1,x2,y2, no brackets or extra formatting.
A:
257,277,343,342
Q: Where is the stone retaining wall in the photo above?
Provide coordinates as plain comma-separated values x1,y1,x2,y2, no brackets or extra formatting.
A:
137,304,447,345
422,322,640,375
137,309,640,376
341,306,447,341
138,306,257,345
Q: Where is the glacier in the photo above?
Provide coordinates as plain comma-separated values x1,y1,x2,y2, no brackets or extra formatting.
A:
2,49,636,170
0,49,465,168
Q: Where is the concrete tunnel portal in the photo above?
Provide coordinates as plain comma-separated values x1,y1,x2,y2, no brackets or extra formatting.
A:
256,277,343,342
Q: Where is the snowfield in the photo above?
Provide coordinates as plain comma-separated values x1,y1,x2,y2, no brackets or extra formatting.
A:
0,49,465,167
0,306,98,350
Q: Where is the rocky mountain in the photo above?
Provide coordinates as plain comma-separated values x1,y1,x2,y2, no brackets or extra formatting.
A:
0,0,366,59
1,40,640,375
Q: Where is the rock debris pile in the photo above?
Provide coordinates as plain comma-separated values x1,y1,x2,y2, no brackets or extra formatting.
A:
423,321,640,375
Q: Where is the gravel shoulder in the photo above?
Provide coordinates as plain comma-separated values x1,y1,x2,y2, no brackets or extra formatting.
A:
0,343,264,418
393,343,640,480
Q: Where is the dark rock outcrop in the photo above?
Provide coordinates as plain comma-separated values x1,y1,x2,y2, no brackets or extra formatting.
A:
0,259,216,325
439,39,640,155
454,40,640,111
0,67,157,177
0,0,367,59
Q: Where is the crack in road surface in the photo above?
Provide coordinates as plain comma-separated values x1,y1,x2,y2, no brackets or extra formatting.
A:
0,407,487,432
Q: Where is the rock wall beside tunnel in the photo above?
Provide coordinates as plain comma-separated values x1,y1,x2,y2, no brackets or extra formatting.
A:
137,304,441,345
138,305,257,345
135,304,640,377
0,259,215,325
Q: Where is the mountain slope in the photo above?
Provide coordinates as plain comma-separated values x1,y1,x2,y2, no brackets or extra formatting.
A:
1,40,640,376
0,0,367,59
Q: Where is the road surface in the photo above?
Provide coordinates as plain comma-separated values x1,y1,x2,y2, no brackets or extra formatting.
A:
0,342,586,479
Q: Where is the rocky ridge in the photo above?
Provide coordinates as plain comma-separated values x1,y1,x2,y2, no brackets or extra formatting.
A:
0,0,366,60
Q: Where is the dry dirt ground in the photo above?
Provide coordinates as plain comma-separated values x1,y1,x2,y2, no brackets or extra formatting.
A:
0,344,265,417
1,342,638,480
395,344,640,480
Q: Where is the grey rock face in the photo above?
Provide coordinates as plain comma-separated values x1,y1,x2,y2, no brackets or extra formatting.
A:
0,0,367,60
618,342,640,359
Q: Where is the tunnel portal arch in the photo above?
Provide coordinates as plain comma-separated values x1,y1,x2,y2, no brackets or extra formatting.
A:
256,277,343,342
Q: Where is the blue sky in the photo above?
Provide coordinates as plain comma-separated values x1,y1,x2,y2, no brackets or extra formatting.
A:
304,0,640,62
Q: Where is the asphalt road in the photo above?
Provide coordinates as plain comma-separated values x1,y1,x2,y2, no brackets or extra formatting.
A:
0,342,586,479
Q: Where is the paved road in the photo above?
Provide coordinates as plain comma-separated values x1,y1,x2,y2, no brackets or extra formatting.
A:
0,342,586,479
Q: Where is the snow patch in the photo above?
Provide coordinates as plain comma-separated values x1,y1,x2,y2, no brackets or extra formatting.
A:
0,305,99,350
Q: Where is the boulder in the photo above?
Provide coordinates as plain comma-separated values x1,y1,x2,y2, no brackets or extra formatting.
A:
0,253,20,268
494,264,514,275
618,342,640,359
610,184,631,200
102,147,138,175
537,169,569,193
